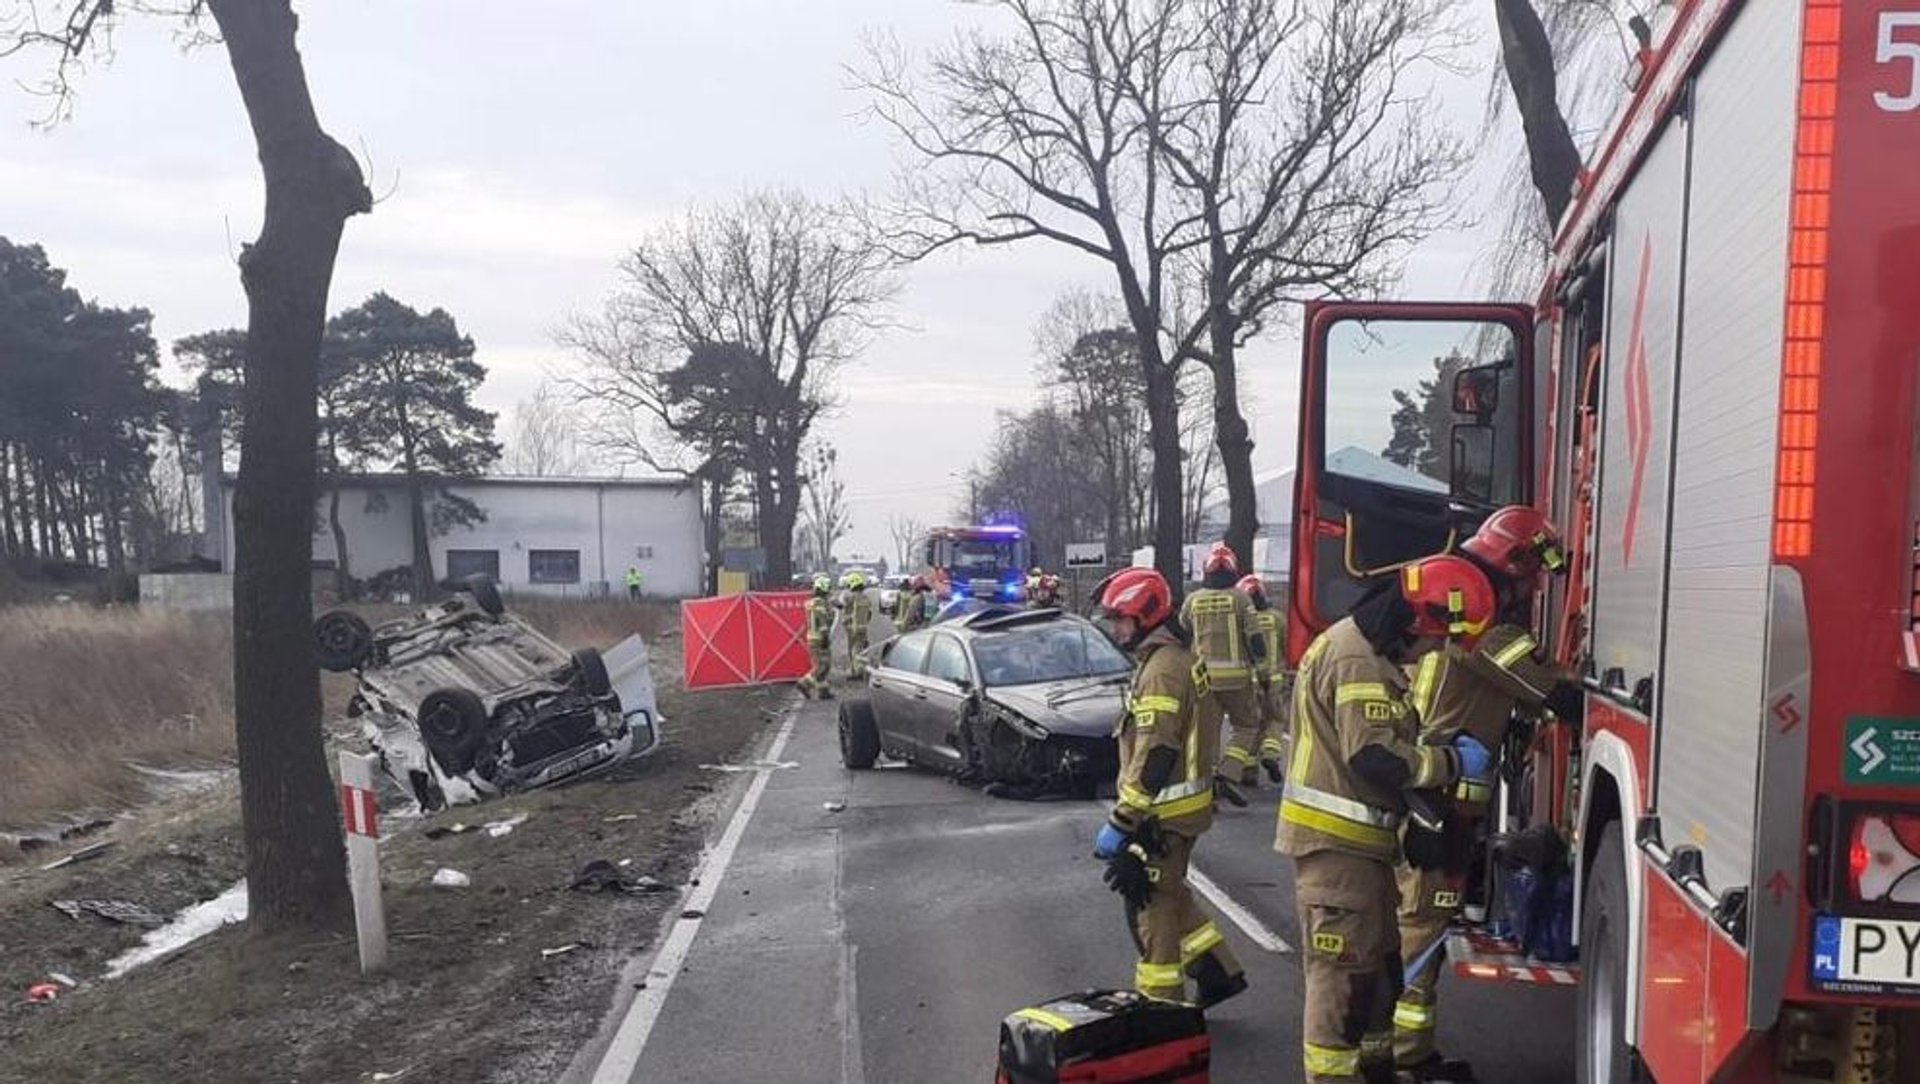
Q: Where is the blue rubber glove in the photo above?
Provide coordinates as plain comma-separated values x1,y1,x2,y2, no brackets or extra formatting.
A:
1094,822,1129,860
1452,733,1493,782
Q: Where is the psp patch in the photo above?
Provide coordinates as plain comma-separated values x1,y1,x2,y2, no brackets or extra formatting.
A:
1363,702,1392,721
1312,932,1346,955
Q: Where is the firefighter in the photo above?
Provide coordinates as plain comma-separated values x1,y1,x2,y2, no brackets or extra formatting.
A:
1279,555,1498,1084
796,575,835,700
839,571,876,680
1182,542,1267,788
1028,572,1063,609
895,575,933,633
1093,567,1248,1010
1391,509,1584,1080
1237,573,1290,785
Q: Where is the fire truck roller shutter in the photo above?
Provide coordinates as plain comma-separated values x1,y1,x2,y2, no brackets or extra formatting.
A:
1654,3,1799,916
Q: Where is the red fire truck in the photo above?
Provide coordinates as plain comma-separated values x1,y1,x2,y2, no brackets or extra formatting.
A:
922,524,1031,603
1288,3,1920,1080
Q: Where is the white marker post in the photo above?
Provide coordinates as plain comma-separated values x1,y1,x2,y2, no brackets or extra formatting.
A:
337,751,388,973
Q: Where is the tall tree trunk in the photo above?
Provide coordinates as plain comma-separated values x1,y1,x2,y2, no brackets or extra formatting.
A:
404,471,434,599
210,0,370,936
1206,311,1259,570
1494,0,1582,225
327,477,353,599
1143,358,1186,596
702,472,724,595
0,444,17,557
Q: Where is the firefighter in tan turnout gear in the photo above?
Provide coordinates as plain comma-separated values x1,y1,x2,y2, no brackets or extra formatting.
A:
1237,573,1290,784
838,571,875,680
1092,567,1248,1009
1279,556,1498,1084
796,574,836,700
1182,542,1267,789
1392,508,1584,1080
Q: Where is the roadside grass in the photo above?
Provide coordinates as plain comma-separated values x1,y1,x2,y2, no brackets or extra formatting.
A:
0,606,234,832
0,597,674,834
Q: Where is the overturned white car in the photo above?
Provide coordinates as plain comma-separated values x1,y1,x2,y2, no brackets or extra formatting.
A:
313,576,658,809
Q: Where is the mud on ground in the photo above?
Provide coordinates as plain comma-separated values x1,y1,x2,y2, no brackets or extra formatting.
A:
0,635,791,1084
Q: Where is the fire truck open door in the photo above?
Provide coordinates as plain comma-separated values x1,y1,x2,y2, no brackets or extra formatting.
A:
1288,302,1538,662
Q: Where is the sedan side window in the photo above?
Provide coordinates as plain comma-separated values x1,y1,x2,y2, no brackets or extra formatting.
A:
884,631,932,674
926,635,972,687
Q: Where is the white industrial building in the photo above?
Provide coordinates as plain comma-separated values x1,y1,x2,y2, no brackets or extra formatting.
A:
210,473,705,598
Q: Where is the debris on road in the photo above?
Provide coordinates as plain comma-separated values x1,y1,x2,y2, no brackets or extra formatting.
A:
822,800,846,813
570,859,672,895
701,759,799,773
540,943,583,958
25,983,60,1003
422,822,474,840
431,869,471,888
38,840,114,871
47,973,77,989
366,1069,412,1082
484,813,529,838
602,813,640,823
49,899,166,927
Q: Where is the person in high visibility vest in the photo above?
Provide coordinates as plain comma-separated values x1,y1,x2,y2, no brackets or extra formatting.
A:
625,566,643,601
1236,573,1291,785
839,570,876,680
1279,556,1497,1084
1093,567,1248,1010
797,575,836,700
1390,508,1584,1080
894,575,933,633
1181,542,1266,789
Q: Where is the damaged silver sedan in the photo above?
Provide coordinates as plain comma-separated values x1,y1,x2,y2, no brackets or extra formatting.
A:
313,576,658,809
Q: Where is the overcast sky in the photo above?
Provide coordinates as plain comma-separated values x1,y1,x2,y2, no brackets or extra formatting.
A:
1,0,1524,562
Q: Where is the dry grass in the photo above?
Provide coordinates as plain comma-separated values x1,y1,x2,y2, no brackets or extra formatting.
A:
0,606,235,830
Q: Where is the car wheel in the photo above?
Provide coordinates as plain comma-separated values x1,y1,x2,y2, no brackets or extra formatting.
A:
313,610,374,672
571,647,612,697
1577,822,1634,1084
464,573,506,616
838,699,880,770
418,688,488,775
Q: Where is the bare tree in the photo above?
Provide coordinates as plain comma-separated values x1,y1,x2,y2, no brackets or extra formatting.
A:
1037,290,1151,552
861,0,1460,585
505,380,590,477
564,191,899,582
796,443,853,572
1145,0,1464,568
887,512,927,572
3,0,370,933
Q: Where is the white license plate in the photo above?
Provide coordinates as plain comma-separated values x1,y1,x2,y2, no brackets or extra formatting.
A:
1813,915,1920,986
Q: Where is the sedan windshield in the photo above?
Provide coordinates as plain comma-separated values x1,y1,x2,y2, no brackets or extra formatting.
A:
971,621,1130,687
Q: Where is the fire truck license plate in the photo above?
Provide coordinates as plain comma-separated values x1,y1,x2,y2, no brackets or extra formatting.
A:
1812,916,1920,988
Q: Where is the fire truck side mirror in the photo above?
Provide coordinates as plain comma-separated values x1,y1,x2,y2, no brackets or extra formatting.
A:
1449,424,1495,505
1451,363,1503,419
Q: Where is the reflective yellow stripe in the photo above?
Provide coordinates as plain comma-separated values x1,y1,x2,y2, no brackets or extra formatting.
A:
1410,653,1441,720
1304,1043,1360,1077
1260,737,1286,755
1280,798,1398,850
1411,747,1449,790
1135,961,1183,990
1454,778,1493,804
1180,922,1224,961
1334,682,1392,705
1492,634,1537,669
1122,779,1212,819
1360,1031,1394,1060
1154,786,1214,820
1119,784,1154,810
1132,695,1181,714
1394,1001,1435,1031
1223,745,1255,766
1014,1007,1074,1031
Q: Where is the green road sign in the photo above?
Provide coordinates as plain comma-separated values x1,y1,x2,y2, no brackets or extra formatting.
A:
1845,718,1920,786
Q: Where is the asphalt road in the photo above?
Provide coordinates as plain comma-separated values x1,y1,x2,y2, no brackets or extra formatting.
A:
602,696,1576,1083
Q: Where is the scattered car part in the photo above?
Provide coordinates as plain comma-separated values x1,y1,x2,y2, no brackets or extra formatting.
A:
38,841,113,871
570,858,672,894
49,899,165,927
313,610,375,673
26,983,60,1003
431,868,471,888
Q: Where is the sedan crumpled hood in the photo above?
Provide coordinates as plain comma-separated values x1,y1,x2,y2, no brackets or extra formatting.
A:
982,678,1128,738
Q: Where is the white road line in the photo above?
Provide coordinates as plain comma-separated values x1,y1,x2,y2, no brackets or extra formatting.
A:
1190,867,1294,955
591,708,800,1084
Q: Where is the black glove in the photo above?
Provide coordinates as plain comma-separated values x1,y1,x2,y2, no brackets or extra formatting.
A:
1545,681,1585,724
1403,819,1450,871
1103,843,1159,908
